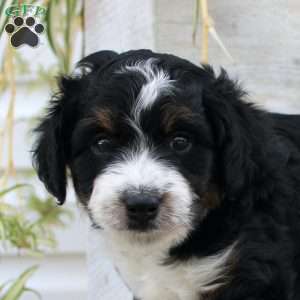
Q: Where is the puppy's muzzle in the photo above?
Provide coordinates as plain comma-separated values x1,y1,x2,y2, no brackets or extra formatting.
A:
122,191,161,231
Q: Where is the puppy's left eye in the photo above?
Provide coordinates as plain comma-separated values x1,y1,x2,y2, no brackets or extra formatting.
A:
170,135,192,154
91,138,113,154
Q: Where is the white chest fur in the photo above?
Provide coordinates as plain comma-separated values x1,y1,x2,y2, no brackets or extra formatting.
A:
103,232,235,300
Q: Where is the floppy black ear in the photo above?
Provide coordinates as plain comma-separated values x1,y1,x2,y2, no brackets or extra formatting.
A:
33,95,67,205
202,67,270,199
33,77,81,205
33,50,119,205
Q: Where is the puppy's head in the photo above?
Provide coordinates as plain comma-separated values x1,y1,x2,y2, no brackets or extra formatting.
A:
33,50,270,244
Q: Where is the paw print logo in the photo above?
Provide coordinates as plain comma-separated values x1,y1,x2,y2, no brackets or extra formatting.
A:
5,16,44,48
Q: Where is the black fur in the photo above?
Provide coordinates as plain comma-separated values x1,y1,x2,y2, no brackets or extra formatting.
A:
32,50,300,299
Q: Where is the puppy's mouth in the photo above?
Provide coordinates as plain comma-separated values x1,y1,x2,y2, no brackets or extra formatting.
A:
127,219,158,232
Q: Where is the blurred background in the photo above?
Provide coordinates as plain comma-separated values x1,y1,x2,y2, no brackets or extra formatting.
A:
0,1,299,300
0,1,87,300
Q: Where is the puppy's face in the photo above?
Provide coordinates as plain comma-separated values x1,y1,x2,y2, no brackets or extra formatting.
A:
34,50,257,245
70,59,215,242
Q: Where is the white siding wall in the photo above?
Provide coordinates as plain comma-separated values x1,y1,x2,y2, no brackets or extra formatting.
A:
154,0,300,113
85,0,155,53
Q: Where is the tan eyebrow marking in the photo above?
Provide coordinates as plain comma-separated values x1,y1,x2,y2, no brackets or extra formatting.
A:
94,108,115,132
202,190,222,209
161,103,195,133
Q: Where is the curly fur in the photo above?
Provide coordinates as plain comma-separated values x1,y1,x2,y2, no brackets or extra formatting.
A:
32,49,300,300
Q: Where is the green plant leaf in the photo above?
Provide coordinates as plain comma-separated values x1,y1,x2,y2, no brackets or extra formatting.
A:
30,0,40,5
27,194,73,226
0,0,15,37
192,0,200,45
45,0,58,56
45,0,83,73
64,0,72,73
0,280,13,294
0,184,30,198
1,265,38,300
0,202,15,211
0,1,6,17
0,218,6,240
46,0,65,71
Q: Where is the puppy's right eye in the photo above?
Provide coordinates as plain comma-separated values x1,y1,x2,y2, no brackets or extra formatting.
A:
91,138,112,154
169,135,192,154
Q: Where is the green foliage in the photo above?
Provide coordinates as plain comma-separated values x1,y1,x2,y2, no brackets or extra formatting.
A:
45,0,84,73
0,266,41,300
0,1,83,297
0,0,15,37
0,184,29,198
0,184,72,253
0,184,73,298
0,0,84,84
27,193,73,227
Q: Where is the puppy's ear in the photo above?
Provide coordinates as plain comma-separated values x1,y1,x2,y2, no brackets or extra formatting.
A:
202,66,269,198
33,78,79,205
33,50,119,205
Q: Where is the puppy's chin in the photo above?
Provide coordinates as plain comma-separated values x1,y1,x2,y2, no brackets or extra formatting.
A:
104,223,192,247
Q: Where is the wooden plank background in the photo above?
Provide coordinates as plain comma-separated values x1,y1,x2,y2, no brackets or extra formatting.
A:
155,0,300,112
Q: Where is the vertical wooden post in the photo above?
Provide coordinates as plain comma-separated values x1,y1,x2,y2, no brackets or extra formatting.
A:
200,0,209,64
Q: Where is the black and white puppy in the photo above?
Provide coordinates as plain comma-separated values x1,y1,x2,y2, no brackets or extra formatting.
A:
33,50,300,300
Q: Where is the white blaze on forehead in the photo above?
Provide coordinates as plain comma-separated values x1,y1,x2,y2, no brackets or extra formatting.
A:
120,58,175,122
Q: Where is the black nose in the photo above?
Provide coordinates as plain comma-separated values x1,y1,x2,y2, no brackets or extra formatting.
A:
123,192,160,225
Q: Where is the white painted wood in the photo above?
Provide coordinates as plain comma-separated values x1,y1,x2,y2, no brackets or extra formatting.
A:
85,0,155,53
84,1,300,299
154,0,300,112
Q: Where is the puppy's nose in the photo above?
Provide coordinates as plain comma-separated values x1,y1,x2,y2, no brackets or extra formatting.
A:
124,193,160,223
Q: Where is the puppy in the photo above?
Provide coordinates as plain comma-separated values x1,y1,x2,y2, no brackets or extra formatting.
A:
33,50,300,300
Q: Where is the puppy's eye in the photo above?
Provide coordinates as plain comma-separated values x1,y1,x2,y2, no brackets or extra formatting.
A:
91,138,112,154
170,135,192,154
